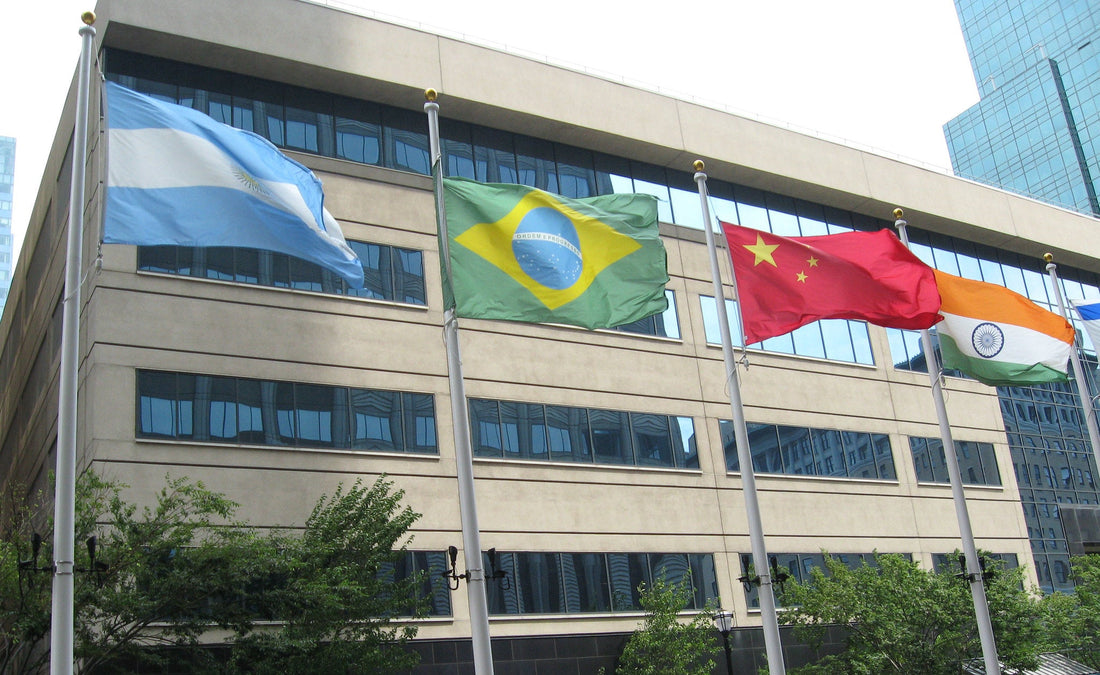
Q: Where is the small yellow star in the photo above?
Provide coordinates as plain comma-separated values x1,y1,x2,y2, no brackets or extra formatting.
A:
807,256,819,267
796,270,808,283
744,234,779,267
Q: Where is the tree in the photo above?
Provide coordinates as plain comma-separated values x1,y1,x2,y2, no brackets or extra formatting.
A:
2,482,52,674
614,578,716,675
779,552,1045,675
1040,554,1100,668
0,472,425,673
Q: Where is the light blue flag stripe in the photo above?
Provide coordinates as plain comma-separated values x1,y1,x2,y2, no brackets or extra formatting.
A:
1072,299,1100,352
103,82,364,288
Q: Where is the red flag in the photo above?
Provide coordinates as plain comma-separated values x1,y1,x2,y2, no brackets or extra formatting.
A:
721,222,942,344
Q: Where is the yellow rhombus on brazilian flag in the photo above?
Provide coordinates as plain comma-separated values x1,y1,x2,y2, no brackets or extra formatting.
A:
441,177,669,330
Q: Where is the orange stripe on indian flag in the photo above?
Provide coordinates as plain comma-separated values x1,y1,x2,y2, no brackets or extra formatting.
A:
934,270,1074,342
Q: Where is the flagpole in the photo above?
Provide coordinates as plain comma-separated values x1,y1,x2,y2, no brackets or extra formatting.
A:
1042,254,1100,494
694,161,786,675
894,209,1001,675
50,14,96,675
424,89,494,675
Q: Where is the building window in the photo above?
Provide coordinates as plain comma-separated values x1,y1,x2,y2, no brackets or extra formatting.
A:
136,370,437,454
700,296,873,365
137,242,427,305
612,290,680,338
908,437,1001,486
740,552,886,609
381,550,453,617
485,551,717,615
930,552,1018,576
720,421,895,480
469,399,696,469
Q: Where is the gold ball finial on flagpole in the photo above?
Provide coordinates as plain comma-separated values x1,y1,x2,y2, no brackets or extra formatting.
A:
1044,252,1054,263
424,88,438,102
81,10,96,25
893,208,904,219
693,160,705,172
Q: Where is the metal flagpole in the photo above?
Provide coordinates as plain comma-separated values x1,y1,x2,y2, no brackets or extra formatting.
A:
424,89,494,675
51,13,97,675
893,209,1001,675
1042,254,1100,492
694,161,787,675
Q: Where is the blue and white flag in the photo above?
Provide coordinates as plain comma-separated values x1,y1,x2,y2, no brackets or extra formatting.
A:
104,82,363,288
1072,298,1100,353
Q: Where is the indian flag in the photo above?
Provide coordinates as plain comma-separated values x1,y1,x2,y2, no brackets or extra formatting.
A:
933,270,1074,386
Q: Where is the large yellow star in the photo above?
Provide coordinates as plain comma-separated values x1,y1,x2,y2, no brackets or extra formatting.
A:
744,234,779,267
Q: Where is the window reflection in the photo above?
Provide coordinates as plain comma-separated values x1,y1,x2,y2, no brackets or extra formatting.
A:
469,399,696,469
908,436,1000,486
136,370,437,454
138,241,427,306
723,420,894,481
700,296,872,365
484,551,717,616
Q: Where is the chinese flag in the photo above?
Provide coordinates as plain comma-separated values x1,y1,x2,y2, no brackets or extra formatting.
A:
721,222,942,344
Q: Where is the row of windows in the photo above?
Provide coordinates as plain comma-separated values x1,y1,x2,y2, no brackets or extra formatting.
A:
909,437,1002,486
929,552,1019,575
486,552,716,615
739,552,883,609
138,244,427,306
719,421,896,481
701,296,873,365
469,399,697,469
1014,448,1097,492
138,245,680,339
136,371,438,454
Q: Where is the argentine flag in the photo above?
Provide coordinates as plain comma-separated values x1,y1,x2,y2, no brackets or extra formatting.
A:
104,82,363,288
1073,299,1100,354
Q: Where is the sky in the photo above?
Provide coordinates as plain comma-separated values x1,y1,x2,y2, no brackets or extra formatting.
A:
0,0,979,262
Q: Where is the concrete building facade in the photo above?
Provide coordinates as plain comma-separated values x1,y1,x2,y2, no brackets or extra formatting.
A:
3,0,1100,670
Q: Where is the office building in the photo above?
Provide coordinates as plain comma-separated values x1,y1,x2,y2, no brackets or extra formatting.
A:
2,0,1099,670
944,0,1100,216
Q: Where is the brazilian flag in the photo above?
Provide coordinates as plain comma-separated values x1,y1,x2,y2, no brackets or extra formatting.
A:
441,177,669,330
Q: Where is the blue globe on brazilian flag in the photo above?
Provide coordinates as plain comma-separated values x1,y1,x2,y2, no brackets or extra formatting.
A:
441,177,669,330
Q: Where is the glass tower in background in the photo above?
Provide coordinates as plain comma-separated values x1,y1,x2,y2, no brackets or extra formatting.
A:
944,0,1100,216
0,137,14,314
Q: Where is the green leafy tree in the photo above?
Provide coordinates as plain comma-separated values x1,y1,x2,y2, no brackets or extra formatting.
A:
1,483,53,674
780,552,1044,675
1,472,424,674
614,578,716,675
227,478,424,673
1040,554,1100,668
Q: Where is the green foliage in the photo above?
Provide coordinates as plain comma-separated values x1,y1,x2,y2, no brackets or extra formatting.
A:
1,472,424,674
614,578,716,675
780,552,1044,675
1,483,53,674
1039,554,1100,668
228,478,423,673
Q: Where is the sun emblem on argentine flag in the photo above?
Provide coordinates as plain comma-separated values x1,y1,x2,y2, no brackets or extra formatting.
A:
232,165,270,197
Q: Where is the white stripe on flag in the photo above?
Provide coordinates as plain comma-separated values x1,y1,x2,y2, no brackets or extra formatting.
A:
938,311,1072,369
108,127,320,230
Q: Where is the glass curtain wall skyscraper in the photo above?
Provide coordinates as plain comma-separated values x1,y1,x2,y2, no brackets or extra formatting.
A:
944,0,1100,216
0,137,14,313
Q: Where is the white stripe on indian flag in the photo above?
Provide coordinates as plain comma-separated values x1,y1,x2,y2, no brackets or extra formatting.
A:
938,311,1073,370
